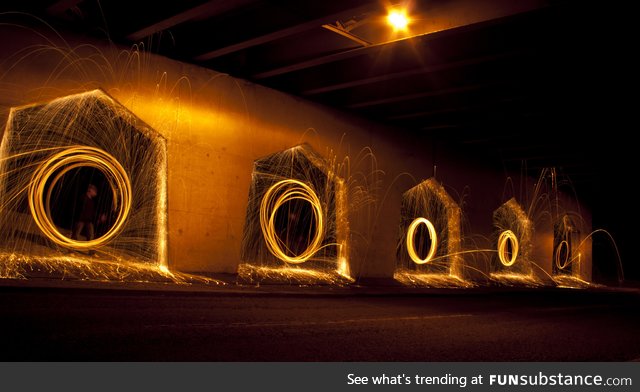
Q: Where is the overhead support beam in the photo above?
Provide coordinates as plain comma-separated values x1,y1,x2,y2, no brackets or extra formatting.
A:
252,0,549,80
302,51,527,96
193,4,375,61
252,43,374,80
321,23,371,47
347,82,508,109
126,0,257,41
420,125,460,132
46,0,83,18
499,155,593,165
386,96,525,121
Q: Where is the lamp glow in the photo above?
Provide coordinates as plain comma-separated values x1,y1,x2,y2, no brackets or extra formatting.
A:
387,9,409,30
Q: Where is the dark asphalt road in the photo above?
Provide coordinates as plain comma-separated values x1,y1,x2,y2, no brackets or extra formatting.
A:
1,284,639,361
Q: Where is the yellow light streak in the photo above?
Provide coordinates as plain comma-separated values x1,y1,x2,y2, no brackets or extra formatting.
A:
406,217,437,265
259,179,324,264
555,240,570,270
497,229,519,267
28,146,132,250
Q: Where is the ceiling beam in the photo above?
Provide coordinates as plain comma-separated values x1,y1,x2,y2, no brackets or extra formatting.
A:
251,1,550,80
347,82,508,109
302,51,526,96
500,157,594,167
126,0,257,41
420,125,460,132
46,0,83,17
386,96,526,121
193,4,376,61
499,156,595,168
252,42,376,80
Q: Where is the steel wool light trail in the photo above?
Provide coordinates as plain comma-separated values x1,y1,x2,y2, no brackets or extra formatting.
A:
497,229,519,267
28,146,132,250
259,179,324,264
406,217,437,265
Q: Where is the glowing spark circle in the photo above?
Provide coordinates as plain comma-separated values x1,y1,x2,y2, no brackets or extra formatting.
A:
259,179,324,264
406,217,437,265
497,230,519,267
28,146,132,250
555,240,570,270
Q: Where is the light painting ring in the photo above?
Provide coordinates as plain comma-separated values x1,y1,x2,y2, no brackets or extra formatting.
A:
406,217,437,265
259,179,324,264
555,240,570,270
28,146,132,250
497,229,519,267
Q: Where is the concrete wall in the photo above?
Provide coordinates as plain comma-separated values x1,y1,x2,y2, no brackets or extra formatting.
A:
0,23,592,280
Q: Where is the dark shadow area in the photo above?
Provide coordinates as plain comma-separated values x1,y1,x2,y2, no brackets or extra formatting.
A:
273,198,317,258
409,224,434,264
48,167,115,239
1,286,639,361
552,215,578,276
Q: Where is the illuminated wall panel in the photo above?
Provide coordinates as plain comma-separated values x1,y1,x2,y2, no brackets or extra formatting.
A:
396,178,462,276
0,90,167,266
240,144,348,277
492,198,533,275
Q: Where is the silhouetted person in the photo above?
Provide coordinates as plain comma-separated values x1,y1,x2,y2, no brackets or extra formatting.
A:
285,210,312,256
71,184,105,256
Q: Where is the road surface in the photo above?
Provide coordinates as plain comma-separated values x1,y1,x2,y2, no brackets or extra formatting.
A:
1,284,639,361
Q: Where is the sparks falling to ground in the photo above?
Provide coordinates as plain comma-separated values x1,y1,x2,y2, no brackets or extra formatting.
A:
491,168,622,288
492,198,533,277
393,271,475,288
237,263,353,286
0,90,169,281
240,144,350,283
395,178,465,286
0,15,624,289
0,252,223,285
